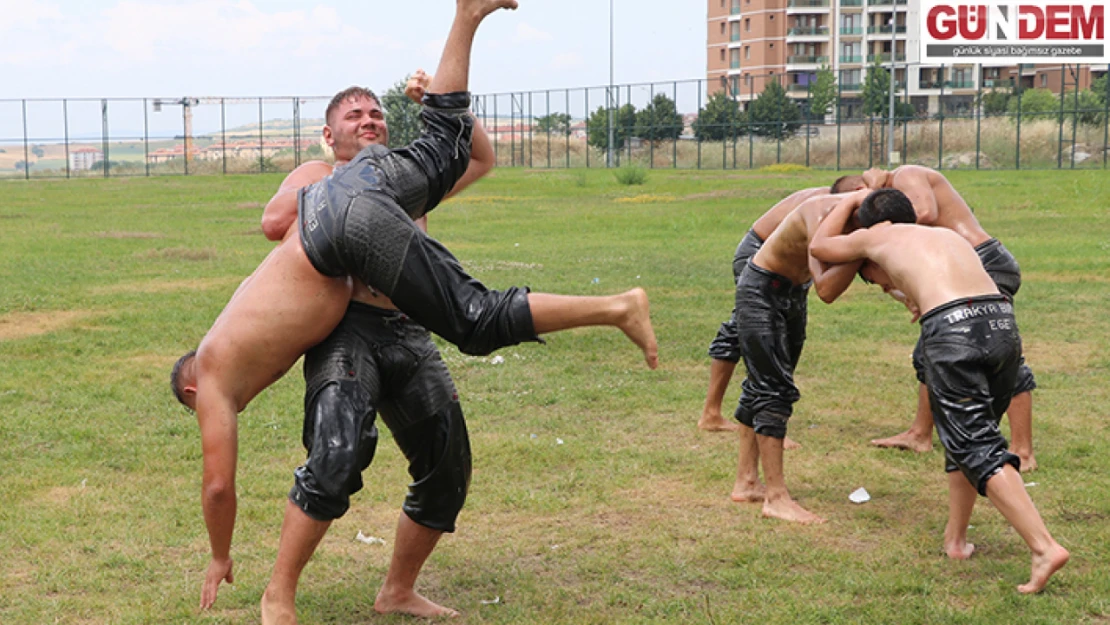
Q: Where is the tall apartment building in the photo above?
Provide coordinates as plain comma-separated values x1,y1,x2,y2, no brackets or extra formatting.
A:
707,0,1105,117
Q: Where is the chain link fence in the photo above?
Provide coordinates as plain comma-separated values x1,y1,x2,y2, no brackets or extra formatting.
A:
3,64,1107,180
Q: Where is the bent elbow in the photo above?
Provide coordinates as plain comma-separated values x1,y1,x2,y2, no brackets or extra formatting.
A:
260,214,286,241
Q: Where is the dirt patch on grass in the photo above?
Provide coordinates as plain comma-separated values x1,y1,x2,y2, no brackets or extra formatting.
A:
236,201,264,210
45,485,86,505
137,247,218,261
91,276,238,296
94,231,164,239
0,310,91,342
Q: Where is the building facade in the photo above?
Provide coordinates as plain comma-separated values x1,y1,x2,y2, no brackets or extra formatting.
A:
707,0,1106,116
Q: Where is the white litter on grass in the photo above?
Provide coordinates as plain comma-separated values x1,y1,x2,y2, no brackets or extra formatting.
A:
636,275,641,279
80,479,87,489
480,596,501,605
592,278,600,284
355,531,386,546
514,243,519,247
1025,482,1038,487
848,487,871,504
490,355,505,365
530,433,538,440
556,438,564,445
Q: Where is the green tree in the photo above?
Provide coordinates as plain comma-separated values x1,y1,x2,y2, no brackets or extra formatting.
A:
862,60,891,117
1066,89,1105,127
746,81,801,139
635,94,684,141
535,112,572,134
587,103,637,151
808,65,838,118
1093,74,1108,103
1007,88,1059,120
380,75,423,148
979,89,1012,117
692,91,746,141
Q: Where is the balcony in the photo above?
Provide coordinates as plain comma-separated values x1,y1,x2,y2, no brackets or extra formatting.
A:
730,3,741,15
787,84,812,92
868,53,906,63
787,55,830,64
787,0,830,8
840,55,863,63
787,26,830,36
868,0,907,6
731,60,741,69
946,80,976,89
840,82,863,91
867,25,907,34
840,26,863,35
841,0,864,6
731,33,741,41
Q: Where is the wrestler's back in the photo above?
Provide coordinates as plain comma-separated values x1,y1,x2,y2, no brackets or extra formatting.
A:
197,238,352,411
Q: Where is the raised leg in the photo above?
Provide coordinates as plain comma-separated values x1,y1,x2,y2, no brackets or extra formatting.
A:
528,289,658,369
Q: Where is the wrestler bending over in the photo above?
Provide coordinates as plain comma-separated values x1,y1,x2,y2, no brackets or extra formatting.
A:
859,166,1036,472
727,192,863,523
810,188,1067,593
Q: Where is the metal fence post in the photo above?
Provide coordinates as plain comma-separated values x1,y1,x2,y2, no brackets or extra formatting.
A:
63,99,71,179
836,69,842,170
975,64,982,170
545,90,551,169
565,89,571,169
937,66,945,169
805,81,812,168
1015,86,1023,169
102,99,111,178
1056,63,1066,169
258,97,265,173
143,98,150,177
221,99,227,175
697,79,703,170
673,81,678,169
649,83,655,168
1069,65,1079,169
1103,63,1109,169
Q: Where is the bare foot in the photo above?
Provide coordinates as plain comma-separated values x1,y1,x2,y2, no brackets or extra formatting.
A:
870,430,932,453
261,590,298,625
1018,543,1069,594
374,588,459,619
944,540,976,560
762,497,826,524
783,436,801,450
1018,454,1038,473
730,479,766,503
698,410,740,432
617,288,659,370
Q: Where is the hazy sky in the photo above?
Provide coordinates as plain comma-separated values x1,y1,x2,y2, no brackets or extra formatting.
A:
3,0,706,99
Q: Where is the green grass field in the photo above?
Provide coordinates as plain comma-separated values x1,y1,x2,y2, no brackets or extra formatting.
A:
1,168,1108,624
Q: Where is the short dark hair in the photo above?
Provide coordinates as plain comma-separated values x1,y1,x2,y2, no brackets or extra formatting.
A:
831,174,863,194
325,86,381,125
858,188,915,227
170,350,197,409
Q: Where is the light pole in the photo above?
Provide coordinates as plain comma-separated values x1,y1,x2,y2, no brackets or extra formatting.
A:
887,8,897,165
607,0,615,167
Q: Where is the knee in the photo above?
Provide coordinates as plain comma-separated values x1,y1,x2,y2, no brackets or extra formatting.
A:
396,408,472,532
292,382,378,521
752,412,790,439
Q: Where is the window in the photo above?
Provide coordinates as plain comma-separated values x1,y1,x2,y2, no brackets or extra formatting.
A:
1040,74,1047,87
745,18,750,32
721,49,726,61
721,23,726,35
745,46,750,59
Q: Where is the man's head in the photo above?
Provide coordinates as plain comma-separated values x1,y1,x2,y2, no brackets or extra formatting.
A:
830,174,865,194
858,188,916,228
858,260,894,291
171,350,198,411
323,86,388,162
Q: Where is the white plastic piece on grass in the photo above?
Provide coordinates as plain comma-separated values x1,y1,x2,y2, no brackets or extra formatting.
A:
848,487,871,504
355,531,386,546
1025,482,1038,487
491,355,505,365
556,438,564,445
530,433,538,440
480,596,501,605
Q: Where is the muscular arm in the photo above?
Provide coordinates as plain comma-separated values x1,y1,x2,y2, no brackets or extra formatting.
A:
194,385,239,609
890,166,940,225
809,192,872,264
261,160,334,240
809,252,863,303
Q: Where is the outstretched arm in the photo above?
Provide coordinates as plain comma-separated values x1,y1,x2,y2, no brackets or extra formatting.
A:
195,387,239,610
261,161,334,240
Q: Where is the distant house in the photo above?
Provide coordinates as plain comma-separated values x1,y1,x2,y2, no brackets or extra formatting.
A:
70,147,103,171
